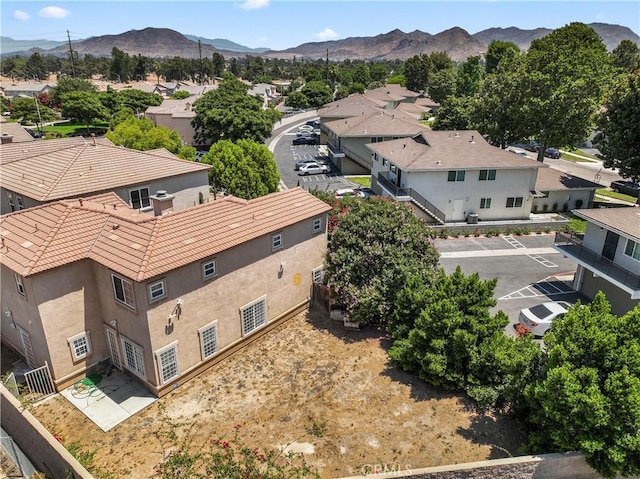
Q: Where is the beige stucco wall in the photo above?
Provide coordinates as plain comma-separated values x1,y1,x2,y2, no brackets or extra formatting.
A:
1,214,328,394
533,189,595,214
147,112,197,146
582,222,640,273
576,265,639,316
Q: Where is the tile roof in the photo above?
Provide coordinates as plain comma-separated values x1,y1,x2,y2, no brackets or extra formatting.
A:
0,120,35,143
325,109,424,137
318,94,382,119
574,207,640,240
366,131,548,171
0,137,210,202
0,188,331,281
365,85,421,103
145,99,196,115
535,167,601,191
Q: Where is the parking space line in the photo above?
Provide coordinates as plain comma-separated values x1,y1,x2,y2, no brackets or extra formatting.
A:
499,274,576,300
503,235,527,249
527,254,558,268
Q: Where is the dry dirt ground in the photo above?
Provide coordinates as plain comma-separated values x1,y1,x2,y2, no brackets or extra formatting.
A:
31,308,526,478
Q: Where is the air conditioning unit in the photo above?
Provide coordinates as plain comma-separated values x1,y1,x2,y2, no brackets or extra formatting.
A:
466,213,479,224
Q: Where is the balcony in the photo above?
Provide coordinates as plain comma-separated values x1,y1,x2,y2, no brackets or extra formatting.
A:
554,231,640,294
377,172,446,224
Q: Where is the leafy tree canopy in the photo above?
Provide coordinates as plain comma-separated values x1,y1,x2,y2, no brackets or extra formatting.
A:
201,139,279,200
300,81,333,108
485,40,521,74
432,95,476,130
192,74,281,145
323,197,439,326
610,39,640,73
595,71,640,181
50,77,96,107
106,116,193,159
60,91,110,129
9,97,57,126
525,293,640,478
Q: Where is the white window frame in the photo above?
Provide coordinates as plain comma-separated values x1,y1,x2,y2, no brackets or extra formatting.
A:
121,336,146,379
312,266,324,284
6,191,25,212
156,343,179,384
14,273,26,298
480,198,492,209
128,186,151,210
448,170,465,182
624,239,640,262
241,295,267,336
312,217,322,234
198,321,218,360
148,279,166,303
478,169,496,181
506,196,524,208
272,233,282,251
202,259,217,280
68,331,92,361
112,274,136,310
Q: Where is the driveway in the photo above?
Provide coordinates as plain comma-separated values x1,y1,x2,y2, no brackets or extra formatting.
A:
433,233,584,335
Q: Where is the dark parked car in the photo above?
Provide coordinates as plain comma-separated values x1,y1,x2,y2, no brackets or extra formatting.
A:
355,187,376,198
292,135,319,145
610,180,640,198
524,141,540,152
25,128,44,138
544,148,561,159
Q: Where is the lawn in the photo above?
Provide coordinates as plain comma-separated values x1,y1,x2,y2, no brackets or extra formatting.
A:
345,175,371,187
30,309,526,479
43,120,109,138
596,188,637,203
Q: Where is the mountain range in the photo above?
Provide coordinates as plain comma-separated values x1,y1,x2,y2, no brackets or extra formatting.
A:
2,23,638,62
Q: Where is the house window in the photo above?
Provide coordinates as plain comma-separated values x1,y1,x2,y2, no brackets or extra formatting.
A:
506,197,524,208
6,191,25,212
272,233,282,251
382,159,388,167
14,274,26,297
312,217,322,233
625,239,640,261
156,344,179,384
480,198,492,209
148,280,166,302
371,136,384,143
121,336,145,378
478,169,496,181
241,296,267,336
129,187,150,210
312,267,324,284
198,321,218,360
390,164,397,174
68,332,91,360
112,274,136,309
202,259,217,280
447,170,465,182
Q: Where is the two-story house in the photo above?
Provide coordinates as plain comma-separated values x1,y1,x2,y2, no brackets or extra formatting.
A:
0,188,331,397
0,136,211,214
367,131,547,224
553,207,640,316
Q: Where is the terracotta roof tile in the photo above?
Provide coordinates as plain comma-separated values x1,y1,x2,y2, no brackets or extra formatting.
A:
0,137,210,202
574,207,640,240
1,188,331,281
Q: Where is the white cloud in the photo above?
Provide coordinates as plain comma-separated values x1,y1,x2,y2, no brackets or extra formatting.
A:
13,10,30,20
238,0,269,11
314,28,339,41
38,6,71,19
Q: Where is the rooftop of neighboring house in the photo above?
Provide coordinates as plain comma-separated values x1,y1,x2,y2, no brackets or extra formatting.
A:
325,109,423,137
178,84,217,96
1,82,52,93
0,118,36,143
146,98,197,117
366,131,548,171
573,206,640,240
0,188,331,280
318,94,382,119
534,167,601,191
393,102,432,120
0,136,210,202
364,84,421,103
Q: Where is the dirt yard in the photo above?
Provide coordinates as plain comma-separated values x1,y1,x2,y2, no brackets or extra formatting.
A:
31,308,526,478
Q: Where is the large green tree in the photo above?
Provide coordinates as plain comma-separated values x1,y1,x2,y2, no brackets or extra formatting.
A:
432,95,476,130
456,55,484,97
106,116,194,159
610,39,640,73
595,71,640,181
427,68,457,104
388,267,542,409
323,198,439,326
9,97,57,127
60,91,110,130
525,293,640,478
192,75,281,145
49,77,96,107
521,23,611,161
404,54,432,93
201,139,279,200
300,81,333,108
485,40,521,74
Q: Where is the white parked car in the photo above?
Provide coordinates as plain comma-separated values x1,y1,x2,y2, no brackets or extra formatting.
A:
518,301,573,337
297,162,330,176
334,188,365,199
298,125,314,132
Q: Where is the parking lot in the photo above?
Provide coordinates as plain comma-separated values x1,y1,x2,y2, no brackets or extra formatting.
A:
433,234,584,336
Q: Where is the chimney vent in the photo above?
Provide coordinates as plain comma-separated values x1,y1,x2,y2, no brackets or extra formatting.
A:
91,133,96,146
149,190,175,217
470,135,475,143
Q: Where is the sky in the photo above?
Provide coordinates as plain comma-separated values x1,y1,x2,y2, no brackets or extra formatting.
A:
2,0,639,51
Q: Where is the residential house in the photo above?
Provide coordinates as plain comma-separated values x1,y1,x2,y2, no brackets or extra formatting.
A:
248,83,280,108
0,136,210,215
145,98,199,147
1,82,53,99
553,207,640,316
0,118,35,144
325,109,427,174
367,131,547,224
532,167,600,214
0,188,331,396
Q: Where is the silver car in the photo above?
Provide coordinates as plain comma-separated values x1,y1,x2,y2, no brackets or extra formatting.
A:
297,162,330,176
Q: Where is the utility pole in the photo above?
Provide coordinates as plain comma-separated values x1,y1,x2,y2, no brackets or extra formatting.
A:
325,48,329,84
67,30,76,78
198,40,204,85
